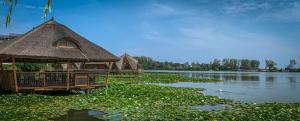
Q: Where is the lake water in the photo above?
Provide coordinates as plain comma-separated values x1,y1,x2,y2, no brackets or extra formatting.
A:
53,109,122,121
147,70,300,103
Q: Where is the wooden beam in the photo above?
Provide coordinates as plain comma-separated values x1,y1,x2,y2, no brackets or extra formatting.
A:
12,57,18,92
67,63,70,90
0,59,3,89
83,62,86,69
43,73,46,88
105,62,113,88
0,59,3,71
87,73,90,88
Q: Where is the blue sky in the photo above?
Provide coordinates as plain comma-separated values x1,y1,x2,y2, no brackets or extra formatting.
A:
1,0,300,67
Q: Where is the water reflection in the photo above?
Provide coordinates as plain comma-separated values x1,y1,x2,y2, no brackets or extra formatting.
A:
241,76,259,81
287,77,296,83
53,109,122,121
188,72,261,81
266,76,276,82
287,77,297,89
53,110,106,121
223,75,237,80
148,71,300,103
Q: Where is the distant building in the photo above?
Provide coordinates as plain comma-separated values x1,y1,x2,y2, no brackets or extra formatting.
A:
113,53,142,74
0,33,22,41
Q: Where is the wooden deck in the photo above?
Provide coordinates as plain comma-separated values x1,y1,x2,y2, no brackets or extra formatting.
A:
0,71,107,92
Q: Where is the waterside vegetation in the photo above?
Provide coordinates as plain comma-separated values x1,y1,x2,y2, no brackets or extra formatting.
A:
0,73,300,121
134,56,300,72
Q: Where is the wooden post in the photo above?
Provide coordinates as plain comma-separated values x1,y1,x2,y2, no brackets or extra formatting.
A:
67,63,70,90
12,57,18,92
83,62,86,70
105,62,113,88
0,59,3,88
0,59,3,71
43,73,46,88
87,73,90,88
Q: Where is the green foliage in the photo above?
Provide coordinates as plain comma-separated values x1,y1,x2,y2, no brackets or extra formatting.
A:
2,0,17,27
16,63,47,72
240,59,252,70
0,73,299,121
265,60,277,71
286,59,297,71
110,73,221,84
134,56,261,71
2,0,52,27
221,58,239,70
2,63,54,71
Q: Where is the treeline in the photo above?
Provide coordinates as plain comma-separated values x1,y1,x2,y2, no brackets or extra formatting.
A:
2,57,299,72
134,56,300,72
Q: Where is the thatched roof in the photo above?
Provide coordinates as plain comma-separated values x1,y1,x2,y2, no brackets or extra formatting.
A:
0,34,21,51
0,18,118,63
0,33,21,40
115,53,138,70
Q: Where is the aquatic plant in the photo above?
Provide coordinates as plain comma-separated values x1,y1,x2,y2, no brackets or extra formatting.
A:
0,73,299,121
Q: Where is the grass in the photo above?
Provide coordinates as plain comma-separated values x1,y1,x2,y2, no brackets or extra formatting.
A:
0,73,299,121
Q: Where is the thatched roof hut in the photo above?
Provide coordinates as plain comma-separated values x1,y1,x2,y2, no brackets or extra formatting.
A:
115,53,139,71
0,18,118,92
0,18,118,63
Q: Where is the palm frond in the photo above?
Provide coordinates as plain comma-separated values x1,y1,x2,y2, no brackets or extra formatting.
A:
3,0,52,27
43,0,52,19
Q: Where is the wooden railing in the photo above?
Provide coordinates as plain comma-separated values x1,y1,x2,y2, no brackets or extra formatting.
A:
1,70,110,91
15,71,103,89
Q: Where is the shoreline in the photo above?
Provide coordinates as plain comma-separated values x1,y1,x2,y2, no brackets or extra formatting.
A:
145,70,300,73
0,73,299,121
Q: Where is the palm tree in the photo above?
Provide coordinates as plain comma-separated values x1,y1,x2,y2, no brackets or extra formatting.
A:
2,0,52,27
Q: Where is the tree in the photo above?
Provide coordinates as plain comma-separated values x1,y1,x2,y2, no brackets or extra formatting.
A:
184,62,190,69
265,60,277,71
3,0,52,27
240,59,251,70
229,59,239,70
286,59,297,71
221,58,230,70
250,60,260,70
288,59,296,69
211,59,221,71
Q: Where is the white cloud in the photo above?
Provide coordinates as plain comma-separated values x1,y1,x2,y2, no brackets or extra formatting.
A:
138,1,300,65
257,2,300,22
23,5,37,9
222,1,300,22
223,1,271,16
144,3,195,17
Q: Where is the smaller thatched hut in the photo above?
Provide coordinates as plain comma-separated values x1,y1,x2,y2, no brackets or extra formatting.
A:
81,53,142,74
112,53,142,74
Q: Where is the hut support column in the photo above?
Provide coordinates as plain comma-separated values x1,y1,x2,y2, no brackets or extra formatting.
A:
0,59,3,88
67,63,70,90
105,62,113,88
0,59,3,71
12,57,18,92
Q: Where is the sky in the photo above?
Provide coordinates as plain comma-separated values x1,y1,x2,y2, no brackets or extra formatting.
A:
0,0,300,68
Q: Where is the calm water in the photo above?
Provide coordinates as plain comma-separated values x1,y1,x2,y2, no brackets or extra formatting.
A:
148,70,300,103
53,109,122,121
